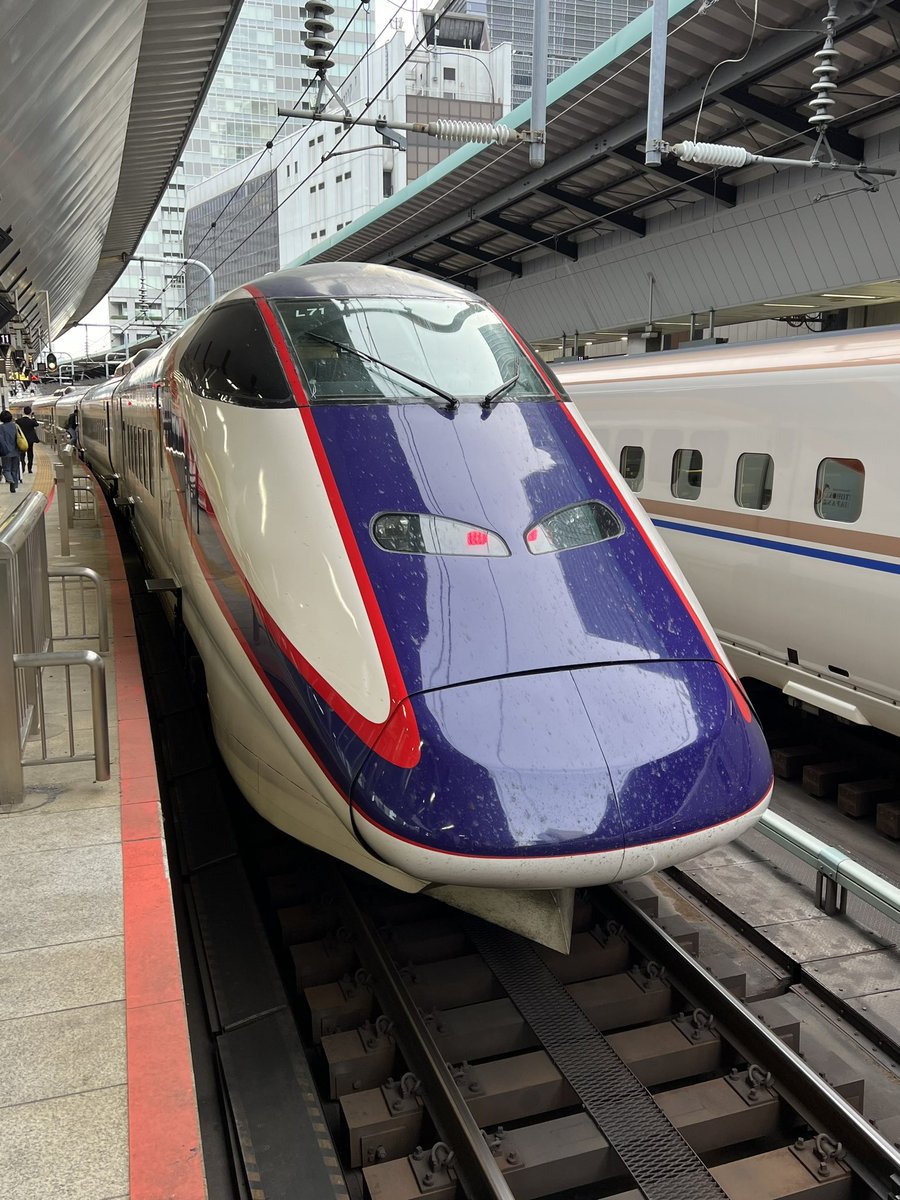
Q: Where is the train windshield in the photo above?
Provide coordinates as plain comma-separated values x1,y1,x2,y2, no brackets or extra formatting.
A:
272,297,552,404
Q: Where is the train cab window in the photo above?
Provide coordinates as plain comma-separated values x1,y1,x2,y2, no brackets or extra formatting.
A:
671,448,703,500
735,452,773,510
815,458,864,522
619,446,644,492
526,502,623,554
181,301,292,407
272,297,551,404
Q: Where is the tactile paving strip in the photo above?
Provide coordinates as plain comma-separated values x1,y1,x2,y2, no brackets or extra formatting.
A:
467,919,729,1200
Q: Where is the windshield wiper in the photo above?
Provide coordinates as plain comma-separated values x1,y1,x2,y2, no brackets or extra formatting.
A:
305,331,458,409
482,366,520,409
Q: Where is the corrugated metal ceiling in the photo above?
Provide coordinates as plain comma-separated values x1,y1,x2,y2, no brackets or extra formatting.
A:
0,0,242,347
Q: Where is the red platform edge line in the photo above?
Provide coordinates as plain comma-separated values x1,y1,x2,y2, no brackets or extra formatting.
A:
97,498,207,1200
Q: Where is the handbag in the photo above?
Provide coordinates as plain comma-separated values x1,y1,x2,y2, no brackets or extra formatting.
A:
15,424,27,452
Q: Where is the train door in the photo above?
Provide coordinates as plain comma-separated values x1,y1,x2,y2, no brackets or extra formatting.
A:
109,391,127,497
158,372,190,563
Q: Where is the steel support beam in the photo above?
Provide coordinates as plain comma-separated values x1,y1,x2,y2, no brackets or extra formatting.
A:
476,215,579,260
536,185,646,235
398,254,476,289
719,85,865,161
609,146,737,205
435,236,523,277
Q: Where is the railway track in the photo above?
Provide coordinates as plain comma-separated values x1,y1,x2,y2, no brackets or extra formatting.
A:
116,508,900,1200
269,861,900,1200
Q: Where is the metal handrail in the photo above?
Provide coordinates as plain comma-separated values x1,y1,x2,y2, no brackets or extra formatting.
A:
14,650,110,780
757,810,900,927
49,566,109,652
0,493,52,804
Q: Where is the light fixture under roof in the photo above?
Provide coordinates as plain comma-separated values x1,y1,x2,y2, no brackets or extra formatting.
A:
821,292,879,300
763,302,818,309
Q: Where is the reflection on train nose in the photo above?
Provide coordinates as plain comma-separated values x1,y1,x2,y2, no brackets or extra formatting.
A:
351,660,771,870
352,669,624,860
570,659,772,847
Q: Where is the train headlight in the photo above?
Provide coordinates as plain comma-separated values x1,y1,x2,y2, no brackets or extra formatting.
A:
372,513,509,557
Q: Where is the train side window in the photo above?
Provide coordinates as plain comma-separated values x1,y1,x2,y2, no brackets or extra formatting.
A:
619,445,644,492
815,457,864,522
735,452,773,509
181,301,292,407
671,448,703,500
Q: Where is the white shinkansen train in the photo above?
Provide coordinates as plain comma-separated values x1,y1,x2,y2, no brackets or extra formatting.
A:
556,327,900,739
69,264,774,951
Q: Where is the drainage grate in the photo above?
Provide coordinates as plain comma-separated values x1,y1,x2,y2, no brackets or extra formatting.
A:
467,919,729,1200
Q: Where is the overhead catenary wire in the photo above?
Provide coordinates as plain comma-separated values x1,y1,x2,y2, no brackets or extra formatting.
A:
435,107,900,288
117,0,709,340
203,0,413,255
692,0,759,142
673,0,896,183
332,0,892,280
197,0,416,262
172,8,444,315
113,0,408,346
328,4,706,266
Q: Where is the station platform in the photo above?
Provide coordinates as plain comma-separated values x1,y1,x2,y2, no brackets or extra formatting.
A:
0,444,205,1200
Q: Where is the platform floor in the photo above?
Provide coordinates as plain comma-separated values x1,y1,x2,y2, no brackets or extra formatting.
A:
0,444,204,1200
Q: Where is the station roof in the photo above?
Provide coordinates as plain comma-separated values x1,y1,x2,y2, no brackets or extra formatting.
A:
296,0,900,296
0,0,242,348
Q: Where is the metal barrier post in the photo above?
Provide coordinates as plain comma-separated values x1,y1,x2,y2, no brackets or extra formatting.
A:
0,493,51,805
53,462,71,556
49,566,109,652
759,810,900,928
60,447,76,525
0,552,25,805
14,650,110,780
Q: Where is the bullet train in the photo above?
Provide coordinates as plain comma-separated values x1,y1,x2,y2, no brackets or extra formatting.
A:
75,264,772,949
557,327,900,743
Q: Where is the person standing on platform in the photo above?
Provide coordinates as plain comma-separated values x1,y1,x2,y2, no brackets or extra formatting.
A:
0,411,22,492
16,405,38,474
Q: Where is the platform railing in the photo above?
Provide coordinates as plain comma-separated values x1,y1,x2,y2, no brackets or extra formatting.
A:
49,566,109,652
0,492,110,807
54,448,98,557
14,650,110,777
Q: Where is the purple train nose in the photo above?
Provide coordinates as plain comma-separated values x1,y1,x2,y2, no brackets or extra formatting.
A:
350,661,772,888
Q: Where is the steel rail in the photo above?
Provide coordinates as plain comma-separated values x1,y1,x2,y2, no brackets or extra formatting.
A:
335,873,515,1200
604,884,900,1200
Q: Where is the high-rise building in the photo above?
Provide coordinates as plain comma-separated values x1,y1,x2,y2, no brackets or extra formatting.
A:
104,2,371,350
425,0,652,108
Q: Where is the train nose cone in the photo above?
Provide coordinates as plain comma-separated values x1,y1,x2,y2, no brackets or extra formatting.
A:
351,670,625,887
570,660,772,875
350,662,771,888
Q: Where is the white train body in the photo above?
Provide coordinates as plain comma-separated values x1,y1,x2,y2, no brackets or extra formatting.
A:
557,327,900,736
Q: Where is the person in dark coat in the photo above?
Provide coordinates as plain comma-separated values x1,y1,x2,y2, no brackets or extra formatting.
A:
16,405,38,474
0,411,21,492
